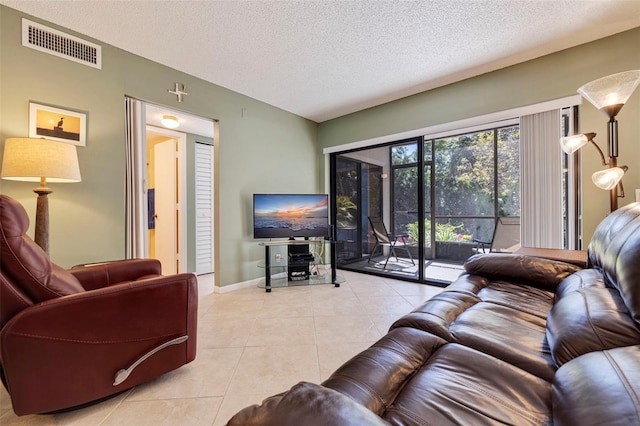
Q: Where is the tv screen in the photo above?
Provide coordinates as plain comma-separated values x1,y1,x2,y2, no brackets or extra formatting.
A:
253,194,329,239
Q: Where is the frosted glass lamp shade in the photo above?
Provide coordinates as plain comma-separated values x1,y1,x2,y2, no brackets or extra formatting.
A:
578,70,640,118
592,167,626,191
161,115,180,129
1,138,81,183
560,134,589,155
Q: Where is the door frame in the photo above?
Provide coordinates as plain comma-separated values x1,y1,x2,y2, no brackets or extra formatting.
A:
145,125,187,273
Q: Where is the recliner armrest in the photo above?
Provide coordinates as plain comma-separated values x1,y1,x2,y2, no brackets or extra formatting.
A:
69,258,163,290
0,272,198,415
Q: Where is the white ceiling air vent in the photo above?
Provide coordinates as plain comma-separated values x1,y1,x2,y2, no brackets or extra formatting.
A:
22,18,102,69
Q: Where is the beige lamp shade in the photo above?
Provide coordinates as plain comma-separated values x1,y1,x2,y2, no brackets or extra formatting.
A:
1,138,81,183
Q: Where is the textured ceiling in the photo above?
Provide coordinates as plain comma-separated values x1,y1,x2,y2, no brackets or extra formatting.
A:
2,1,639,122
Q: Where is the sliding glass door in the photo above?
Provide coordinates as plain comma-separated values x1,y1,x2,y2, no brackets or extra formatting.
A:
334,155,382,265
330,123,520,286
390,140,420,259
424,126,519,270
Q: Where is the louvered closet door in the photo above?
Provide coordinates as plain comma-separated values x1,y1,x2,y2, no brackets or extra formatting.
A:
195,142,214,275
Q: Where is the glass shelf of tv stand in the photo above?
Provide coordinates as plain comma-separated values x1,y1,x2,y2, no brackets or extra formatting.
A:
257,239,341,292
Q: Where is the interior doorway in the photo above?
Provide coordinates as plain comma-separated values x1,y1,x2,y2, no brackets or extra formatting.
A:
124,97,216,278
146,126,186,274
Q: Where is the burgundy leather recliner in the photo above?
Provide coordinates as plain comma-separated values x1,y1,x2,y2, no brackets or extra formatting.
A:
0,194,198,416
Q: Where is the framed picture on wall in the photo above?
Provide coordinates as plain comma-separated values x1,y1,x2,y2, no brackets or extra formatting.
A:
29,102,87,146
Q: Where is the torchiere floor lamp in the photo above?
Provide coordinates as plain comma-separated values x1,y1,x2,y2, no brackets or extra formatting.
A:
561,70,640,212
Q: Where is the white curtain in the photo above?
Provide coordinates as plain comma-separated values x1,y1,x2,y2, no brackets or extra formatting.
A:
124,97,148,258
520,109,563,248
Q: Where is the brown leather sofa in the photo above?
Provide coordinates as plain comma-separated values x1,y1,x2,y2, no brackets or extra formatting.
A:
227,202,640,425
0,194,198,416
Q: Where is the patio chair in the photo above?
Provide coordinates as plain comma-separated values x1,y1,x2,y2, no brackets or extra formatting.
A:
473,216,521,253
367,217,415,269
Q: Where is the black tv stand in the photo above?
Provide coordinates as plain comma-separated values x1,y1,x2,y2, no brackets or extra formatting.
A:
258,239,340,292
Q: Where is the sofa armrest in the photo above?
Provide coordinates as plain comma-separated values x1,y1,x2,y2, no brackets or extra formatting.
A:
464,253,582,290
0,272,198,415
515,247,588,268
69,258,163,290
226,382,389,426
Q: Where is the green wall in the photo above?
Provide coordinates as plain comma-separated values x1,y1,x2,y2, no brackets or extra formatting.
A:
2,4,638,287
0,6,319,287
318,27,640,246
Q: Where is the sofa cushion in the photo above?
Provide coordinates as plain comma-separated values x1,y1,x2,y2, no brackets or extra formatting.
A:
449,301,556,380
0,195,84,301
473,280,555,318
553,345,640,426
322,327,447,415
225,381,389,426
390,289,480,341
546,287,640,366
383,343,552,426
555,268,605,300
465,253,582,290
392,274,555,335
394,273,557,380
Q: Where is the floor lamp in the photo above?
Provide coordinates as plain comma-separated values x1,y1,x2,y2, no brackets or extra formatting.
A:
560,70,640,212
1,137,81,255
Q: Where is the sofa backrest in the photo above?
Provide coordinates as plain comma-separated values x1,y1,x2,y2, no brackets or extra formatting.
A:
587,202,640,325
0,195,85,311
588,202,640,269
547,285,640,367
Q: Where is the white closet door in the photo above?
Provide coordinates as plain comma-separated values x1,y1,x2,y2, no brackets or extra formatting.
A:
195,142,214,275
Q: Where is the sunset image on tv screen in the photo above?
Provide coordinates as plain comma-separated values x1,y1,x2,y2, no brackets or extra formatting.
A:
254,194,329,239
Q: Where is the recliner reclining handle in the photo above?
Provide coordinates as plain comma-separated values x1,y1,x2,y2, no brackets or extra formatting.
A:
113,335,189,386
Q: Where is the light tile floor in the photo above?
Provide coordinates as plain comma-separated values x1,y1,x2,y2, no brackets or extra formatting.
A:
0,271,445,425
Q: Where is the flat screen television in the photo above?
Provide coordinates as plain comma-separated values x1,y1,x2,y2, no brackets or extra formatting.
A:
253,194,329,239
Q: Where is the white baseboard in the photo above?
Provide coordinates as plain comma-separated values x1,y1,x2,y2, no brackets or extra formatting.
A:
214,278,262,294
212,263,336,294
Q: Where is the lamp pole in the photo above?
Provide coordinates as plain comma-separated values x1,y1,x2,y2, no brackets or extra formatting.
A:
607,116,619,212
34,177,52,255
